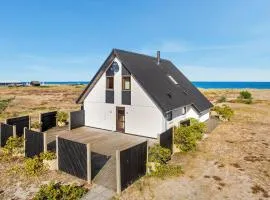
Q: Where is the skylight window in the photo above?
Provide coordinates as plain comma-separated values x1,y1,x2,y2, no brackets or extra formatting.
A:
168,75,178,84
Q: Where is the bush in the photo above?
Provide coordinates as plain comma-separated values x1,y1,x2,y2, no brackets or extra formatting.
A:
40,151,56,160
149,164,182,179
3,137,24,155
217,96,226,103
239,90,252,99
33,182,88,200
174,126,197,152
148,144,171,164
212,105,234,121
190,118,206,140
24,156,46,176
31,121,41,130
174,119,206,152
56,111,68,124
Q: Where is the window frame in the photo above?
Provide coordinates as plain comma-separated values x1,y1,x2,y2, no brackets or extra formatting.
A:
106,76,114,90
166,111,172,121
122,76,131,91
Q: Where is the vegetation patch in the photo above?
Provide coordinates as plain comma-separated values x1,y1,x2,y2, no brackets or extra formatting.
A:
40,151,57,160
251,184,269,198
31,121,41,130
212,104,234,121
33,182,88,200
149,164,182,179
216,95,227,103
148,144,171,164
212,176,222,181
237,90,253,104
0,98,14,113
57,111,69,126
1,137,24,159
174,119,206,152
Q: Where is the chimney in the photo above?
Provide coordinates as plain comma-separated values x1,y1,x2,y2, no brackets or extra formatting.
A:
157,51,160,65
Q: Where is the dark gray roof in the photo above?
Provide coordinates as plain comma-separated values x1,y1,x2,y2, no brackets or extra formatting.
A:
77,49,213,113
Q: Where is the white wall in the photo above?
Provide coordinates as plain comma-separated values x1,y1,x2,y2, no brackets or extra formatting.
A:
166,105,210,128
84,57,165,138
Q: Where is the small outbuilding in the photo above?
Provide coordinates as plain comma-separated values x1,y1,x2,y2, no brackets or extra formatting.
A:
30,81,41,86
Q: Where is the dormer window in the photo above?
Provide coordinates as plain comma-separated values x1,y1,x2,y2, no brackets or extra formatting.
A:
168,75,178,84
122,76,131,90
106,77,114,90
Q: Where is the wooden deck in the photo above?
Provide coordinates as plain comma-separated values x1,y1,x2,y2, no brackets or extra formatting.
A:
57,127,146,156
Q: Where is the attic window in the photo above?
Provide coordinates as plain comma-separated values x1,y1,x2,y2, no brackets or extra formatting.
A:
168,75,178,84
106,77,114,89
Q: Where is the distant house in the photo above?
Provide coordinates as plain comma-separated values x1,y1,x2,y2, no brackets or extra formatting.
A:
30,81,41,86
77,49,212,138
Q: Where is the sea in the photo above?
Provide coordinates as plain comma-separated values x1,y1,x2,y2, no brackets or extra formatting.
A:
42,81,270,89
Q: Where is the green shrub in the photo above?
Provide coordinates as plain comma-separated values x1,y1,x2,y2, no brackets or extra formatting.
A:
239,90,252,99
33,182,88,200
3,137,24,155
148,144,171,164
149,164,182,179
217,96,226,103
212,105,234,121
174,126,197,152
56,111,68,124
190,118,206,140
24,156,46,176
31,121,41,130
40,151,56,160
174,119,206,152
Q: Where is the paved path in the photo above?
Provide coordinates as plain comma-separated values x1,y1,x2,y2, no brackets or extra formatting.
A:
82,184,115,200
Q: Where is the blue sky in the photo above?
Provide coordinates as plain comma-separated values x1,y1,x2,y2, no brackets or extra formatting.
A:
0,0,270,82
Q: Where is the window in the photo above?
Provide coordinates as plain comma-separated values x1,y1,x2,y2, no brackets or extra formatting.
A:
166,111,172,121
106,77,114,89
168,75,178,84
182,106,187,114
122,76,131,90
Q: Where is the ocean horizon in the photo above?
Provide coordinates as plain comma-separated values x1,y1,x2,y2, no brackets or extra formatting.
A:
38,81,270,89
2,81,269,89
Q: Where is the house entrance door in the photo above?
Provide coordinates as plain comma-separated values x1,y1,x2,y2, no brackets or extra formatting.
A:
116,107,125,133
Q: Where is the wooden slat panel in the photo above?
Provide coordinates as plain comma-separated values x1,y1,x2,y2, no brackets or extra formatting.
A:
159,128,173,151
0,123,14,147
6,116,29,137
41,111,57,132
70,110,85,130
58,137,88,180
25,129,44,158
120,141,147,190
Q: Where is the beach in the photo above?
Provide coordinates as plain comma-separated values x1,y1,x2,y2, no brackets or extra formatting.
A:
0,86,269,199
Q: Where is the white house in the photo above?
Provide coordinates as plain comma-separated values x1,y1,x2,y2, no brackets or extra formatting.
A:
77,49,212,139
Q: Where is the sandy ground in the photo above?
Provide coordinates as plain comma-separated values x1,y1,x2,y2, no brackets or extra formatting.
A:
0,87,270,199
120,90,270,200
0,85,84,122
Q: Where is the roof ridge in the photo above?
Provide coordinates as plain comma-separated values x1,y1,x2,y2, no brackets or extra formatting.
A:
113,48,170,62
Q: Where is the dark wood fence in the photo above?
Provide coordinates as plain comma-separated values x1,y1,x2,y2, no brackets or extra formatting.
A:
118,141,147,191
6,116,30,137
58,137,91,182
69,110,85,130
159,128,173,151
0,123,15,147
24,128,45,158
40,111,57,132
